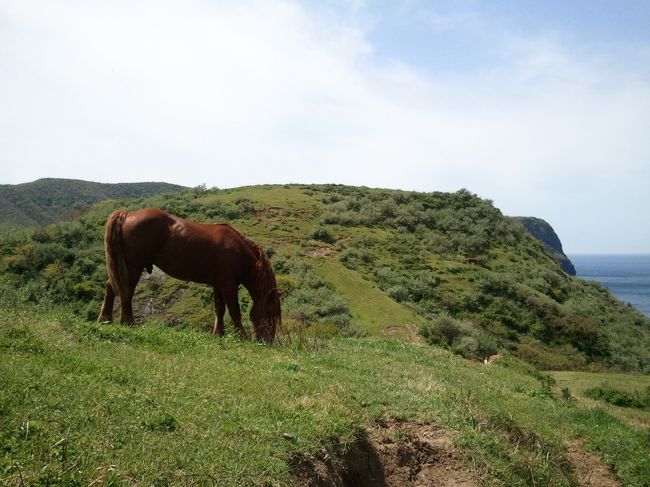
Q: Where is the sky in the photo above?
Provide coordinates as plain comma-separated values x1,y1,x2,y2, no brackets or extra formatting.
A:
1,0,649,254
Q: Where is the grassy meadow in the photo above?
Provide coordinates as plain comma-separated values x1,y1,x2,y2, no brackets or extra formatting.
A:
1,305,649,485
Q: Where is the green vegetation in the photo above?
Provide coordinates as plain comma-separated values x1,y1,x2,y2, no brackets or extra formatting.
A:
584,385,650,410
2,305,649,485
0,178,186,229
550,371,650,428
1,183,649,372
1,182,650,484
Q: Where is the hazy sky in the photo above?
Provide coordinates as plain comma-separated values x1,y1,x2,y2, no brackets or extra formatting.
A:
1,1,649,253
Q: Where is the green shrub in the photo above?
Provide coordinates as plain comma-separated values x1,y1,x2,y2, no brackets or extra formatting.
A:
419,313,498,359
310,227,336,244
274,259,354,333
385,285,408,303
585,385,649,409
514,342,587,371
538,313,610,360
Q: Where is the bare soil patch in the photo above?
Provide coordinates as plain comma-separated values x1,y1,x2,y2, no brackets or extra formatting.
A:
293,420,477,486
566,440,620,487
381,324,423,345
306,247,333,257
255,206,284,218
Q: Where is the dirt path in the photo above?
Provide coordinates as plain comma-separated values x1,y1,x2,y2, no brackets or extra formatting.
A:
566,440,621,487
293,420,476,486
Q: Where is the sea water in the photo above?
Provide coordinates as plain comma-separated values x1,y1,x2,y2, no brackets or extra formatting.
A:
570,254,650,317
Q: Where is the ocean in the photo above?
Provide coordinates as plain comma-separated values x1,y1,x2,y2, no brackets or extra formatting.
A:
570,254,650,317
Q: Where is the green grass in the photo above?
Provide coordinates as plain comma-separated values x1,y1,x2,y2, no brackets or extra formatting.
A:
2,306,650,486
550,371,650,427
312,257,426,336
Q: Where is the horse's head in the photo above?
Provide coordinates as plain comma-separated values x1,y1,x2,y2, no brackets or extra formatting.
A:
250,287,282,343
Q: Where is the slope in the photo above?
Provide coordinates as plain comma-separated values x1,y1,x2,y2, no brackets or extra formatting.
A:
1,305,648,485
0,184,649,373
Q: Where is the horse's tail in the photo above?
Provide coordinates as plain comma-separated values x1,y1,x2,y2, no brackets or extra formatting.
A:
104,210,130,299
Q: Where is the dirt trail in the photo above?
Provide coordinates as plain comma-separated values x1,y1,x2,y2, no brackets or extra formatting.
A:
566,440,621,487
293,420,477,486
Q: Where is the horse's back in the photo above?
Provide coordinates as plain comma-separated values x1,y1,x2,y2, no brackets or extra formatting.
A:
121,209,249,285
122,208,175,244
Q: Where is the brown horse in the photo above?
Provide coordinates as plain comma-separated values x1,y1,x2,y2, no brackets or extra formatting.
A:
97,208,281,343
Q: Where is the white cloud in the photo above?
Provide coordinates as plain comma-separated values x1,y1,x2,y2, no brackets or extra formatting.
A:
0,0,648,252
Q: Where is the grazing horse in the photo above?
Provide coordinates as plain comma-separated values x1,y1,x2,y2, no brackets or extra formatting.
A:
97,208,281,343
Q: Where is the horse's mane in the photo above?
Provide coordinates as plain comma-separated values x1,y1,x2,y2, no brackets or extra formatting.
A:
227,225,276,289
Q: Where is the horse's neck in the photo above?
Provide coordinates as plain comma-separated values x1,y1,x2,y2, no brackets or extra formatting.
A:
241,256,263,298
244,261,273,302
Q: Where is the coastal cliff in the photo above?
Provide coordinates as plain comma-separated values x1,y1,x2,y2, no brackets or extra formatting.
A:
512,216,576,275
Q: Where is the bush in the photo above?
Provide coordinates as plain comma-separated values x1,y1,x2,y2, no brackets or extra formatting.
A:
514,342,587,371
538,313,610,359
339,247,373,268
387,285,410,303
419,313,498,359
274,259,354,333
311,227,336,244
585,385,649,409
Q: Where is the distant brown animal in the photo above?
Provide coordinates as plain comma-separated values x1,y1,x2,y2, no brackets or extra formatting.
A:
484,354,503,364
464,256,479,265
97,208,281,343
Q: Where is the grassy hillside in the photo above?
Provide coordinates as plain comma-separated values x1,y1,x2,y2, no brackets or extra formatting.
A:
1,305,649,485
0,178,187,229
0,184,648,372
1,183,649,485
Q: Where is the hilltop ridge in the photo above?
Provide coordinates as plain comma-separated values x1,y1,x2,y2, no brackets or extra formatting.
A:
0,178,187,229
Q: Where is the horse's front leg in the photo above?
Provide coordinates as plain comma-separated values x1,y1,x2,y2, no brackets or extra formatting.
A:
223,285,249,339
97,280,115,323
212,287,226,336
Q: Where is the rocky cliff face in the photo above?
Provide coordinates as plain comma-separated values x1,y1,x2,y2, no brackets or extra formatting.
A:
511,217,576,275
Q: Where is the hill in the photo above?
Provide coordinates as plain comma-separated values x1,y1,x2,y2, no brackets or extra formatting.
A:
0,178,187,229
0,184,649,373
1,183,649,484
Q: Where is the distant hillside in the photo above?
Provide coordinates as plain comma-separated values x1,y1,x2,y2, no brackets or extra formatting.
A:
1,184,648,373
0,178,187,229
512,217,576,275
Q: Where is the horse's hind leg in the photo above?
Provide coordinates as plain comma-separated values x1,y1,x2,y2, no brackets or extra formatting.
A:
212,287,226,336
98,280,115,323
223,285,249,339
119,270,142,325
